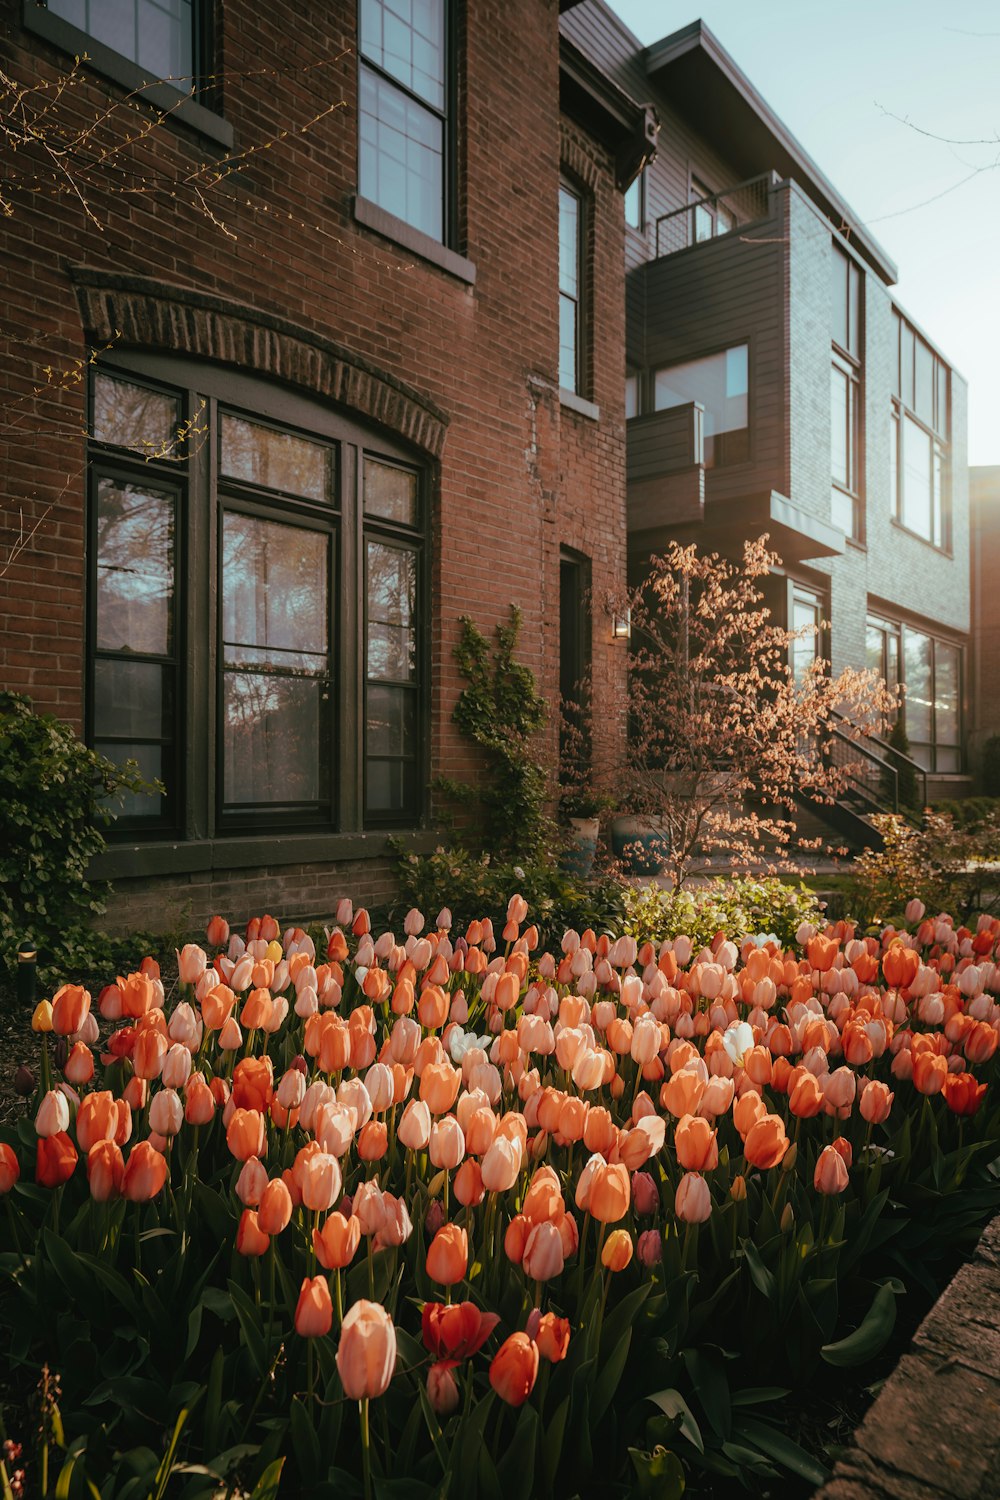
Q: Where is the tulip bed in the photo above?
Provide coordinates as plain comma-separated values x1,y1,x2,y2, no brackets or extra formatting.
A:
2,899,1000,1499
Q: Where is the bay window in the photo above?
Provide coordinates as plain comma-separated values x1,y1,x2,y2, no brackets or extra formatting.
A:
87,358,427,840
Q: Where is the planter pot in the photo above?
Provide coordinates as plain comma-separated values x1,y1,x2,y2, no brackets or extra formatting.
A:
559,816,601,879
610,814,670,877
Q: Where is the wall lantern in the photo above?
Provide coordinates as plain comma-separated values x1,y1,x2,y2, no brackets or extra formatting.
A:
611,608,631,640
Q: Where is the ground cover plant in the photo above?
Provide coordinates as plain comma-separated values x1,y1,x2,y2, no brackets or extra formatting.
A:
1,897,1000,1498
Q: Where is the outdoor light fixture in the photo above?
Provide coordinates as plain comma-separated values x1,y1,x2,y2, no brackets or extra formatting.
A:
612,608,631,640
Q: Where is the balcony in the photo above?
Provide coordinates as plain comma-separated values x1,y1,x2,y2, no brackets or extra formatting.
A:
627,172,847,565
654,173,775,260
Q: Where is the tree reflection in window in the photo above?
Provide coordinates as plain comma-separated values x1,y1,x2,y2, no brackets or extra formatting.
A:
222,513,331,809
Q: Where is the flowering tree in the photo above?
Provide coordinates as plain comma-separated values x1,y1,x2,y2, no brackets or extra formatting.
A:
615,536,897,888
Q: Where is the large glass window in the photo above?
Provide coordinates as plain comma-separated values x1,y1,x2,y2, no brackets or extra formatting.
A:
689,176,734,243
891,309,951,549
87,363,426,837
653,344,749,467
831,242,862,539
869,613,961,772
791,586,823,684
47,0,198,85
358,0,448,242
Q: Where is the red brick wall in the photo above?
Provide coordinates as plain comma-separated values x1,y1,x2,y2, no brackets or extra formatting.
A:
0,0,627,925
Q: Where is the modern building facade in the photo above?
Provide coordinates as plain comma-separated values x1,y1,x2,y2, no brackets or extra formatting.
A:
970,467,1000,782
563,3,972,809
1,0,653,929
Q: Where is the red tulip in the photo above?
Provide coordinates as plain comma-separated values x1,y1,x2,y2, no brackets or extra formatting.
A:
421,1301,500,1362
0,1142,21,1194
36,1131,78,1188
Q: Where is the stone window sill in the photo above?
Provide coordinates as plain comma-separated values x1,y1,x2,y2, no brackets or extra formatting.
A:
90,828,441,880
559,388,601,422
353,196,476,285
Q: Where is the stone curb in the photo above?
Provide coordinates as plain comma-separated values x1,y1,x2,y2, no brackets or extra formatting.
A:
812,1213,1000,1500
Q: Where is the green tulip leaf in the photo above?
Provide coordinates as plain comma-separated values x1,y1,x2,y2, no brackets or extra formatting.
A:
821,1280,901,1367
646,1389,704,1454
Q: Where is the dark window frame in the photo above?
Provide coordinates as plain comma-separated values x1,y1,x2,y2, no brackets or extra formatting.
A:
651,338,751,469
830,240,864,542
85,355,429,844
867,612,962,773
558,174,588,398
890,308,952,553
357,0,455,250
23,0,230,146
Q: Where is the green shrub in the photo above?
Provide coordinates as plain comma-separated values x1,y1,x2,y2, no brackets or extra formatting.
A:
929,795,1000,831
848,810,1000,929
0,691,157,974
389,842,625,948
434,608,552,862
619,876,824,950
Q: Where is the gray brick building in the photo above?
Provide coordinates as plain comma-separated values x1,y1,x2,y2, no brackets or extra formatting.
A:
564,3,972,805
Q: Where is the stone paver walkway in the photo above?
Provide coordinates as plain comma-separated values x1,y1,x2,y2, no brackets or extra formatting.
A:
813,1213,1000,1500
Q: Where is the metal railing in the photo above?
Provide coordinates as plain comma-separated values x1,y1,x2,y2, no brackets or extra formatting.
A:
654,172,775,259
827,712,928,823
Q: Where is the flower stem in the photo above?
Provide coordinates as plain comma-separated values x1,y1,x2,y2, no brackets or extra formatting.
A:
360,1397,372,1500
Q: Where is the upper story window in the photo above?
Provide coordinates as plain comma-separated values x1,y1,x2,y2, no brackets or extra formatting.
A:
690,176,734,243
891,309,951,550
559,180,585,395
831,242,863,540
44,0,198,85
87,359,427,839
653,343,749,467
358,0,449,243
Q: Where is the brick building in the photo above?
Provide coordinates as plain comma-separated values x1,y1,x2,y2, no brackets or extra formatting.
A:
0,0,653,929
564,3,972,823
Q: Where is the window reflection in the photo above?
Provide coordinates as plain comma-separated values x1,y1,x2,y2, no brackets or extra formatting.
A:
96,479,175,655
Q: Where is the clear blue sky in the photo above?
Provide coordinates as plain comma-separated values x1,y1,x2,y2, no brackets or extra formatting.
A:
609,1,1000,467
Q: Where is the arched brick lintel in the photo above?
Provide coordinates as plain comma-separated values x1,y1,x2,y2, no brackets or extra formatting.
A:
68,265,450,460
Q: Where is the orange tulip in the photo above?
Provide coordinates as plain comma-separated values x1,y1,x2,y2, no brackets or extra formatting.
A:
226,1108,267,1162
912,1051,948,1097
236,1208,271,1257
788,1070,825,1119
742,1114,790,1170
121,1141,169,1201
295,1275,333,1337
674,1114,719,1172
51,983,91,1036
314,1211,362,1269
336,1299,397,1398
489,1332,538,1406
119,971,156,1019
258,1177,293,1235
859,1079,894,1124
36,1131,77,1188
0,1143,19,1194
454,1158,485,1207
533,1312,570,1363
132,1029,168,1081
588,1161,631,1224
206,914,230,947
232,1056,274,1114
426,1223,468,1286
420,1061,461,1115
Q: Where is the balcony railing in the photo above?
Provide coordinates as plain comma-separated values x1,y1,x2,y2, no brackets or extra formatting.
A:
654,173,776,260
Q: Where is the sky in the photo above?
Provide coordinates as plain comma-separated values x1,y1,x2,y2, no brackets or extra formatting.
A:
608,0,1000,467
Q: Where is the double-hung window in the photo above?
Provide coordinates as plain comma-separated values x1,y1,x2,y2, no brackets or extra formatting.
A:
891,310,951,550
41,0,202,89
358,0,449,244
559,180,584,396
87,359,427,840
831,242,862,539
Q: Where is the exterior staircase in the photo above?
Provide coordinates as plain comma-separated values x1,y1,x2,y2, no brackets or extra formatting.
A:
794,715,928,853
